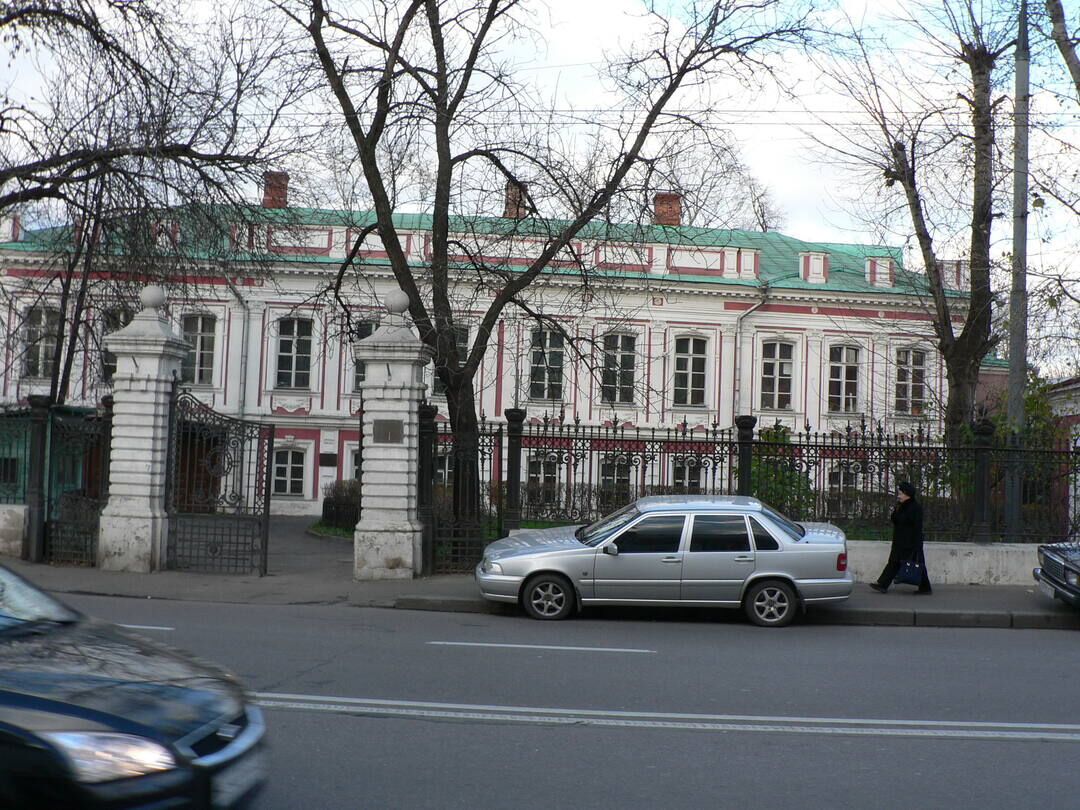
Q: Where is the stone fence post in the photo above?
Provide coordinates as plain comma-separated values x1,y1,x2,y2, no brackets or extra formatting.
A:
97,286,188,572
352,290,433,579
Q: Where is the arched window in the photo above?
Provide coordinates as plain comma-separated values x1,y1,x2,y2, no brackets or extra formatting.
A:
760,341,794,410
828,345,860,413
601,333,637,405
23,306,61,379
673,336,706,407
895,348,927,415
275,317,313,389
181,314,216,385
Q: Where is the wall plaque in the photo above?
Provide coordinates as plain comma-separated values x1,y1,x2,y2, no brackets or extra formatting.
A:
372,419,404,444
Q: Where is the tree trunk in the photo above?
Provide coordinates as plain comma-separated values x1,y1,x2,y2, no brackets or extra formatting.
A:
445,374,481,526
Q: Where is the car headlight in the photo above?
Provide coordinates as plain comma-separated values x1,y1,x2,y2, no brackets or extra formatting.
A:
40,732,176,783
481,558,503,574
1038,549,1046,568
1067,569,1080,588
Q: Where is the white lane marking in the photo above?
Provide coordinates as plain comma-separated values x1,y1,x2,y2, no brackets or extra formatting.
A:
118,624,175,631
427,641,656,653
252,693,1080,743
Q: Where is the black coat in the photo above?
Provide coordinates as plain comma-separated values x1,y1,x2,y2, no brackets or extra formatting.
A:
890,498,923,555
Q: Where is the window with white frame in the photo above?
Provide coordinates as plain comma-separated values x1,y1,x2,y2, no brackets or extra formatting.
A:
601,333,636,405
529,329,563,401
433,325,470,396
101,309,134,381
181,314,216,385
351,321,376,391
527,455,559,504
827,462,858,491
672,458,702,493
273,449,306,496
673,336,706,407
895,349,927,415
351,449,362,481
23,306,61,379
599,459,632,509
276,317,312,389
435,450,455,489
760,341,794,410
828,346,860,413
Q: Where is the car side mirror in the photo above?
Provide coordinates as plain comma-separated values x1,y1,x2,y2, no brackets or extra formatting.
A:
602,543,618,556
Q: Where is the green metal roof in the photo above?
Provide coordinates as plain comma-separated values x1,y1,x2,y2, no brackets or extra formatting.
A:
1,205,959,298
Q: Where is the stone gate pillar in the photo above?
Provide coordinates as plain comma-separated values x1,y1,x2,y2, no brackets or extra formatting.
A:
98,286,188,572
353,289,433,579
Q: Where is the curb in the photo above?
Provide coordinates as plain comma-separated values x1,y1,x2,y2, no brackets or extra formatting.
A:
386,597,1080,629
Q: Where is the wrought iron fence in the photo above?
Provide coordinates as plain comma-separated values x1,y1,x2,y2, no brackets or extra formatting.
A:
0,411,32,504
425,417,504,573
418,409,1080,574
44,405,112,566
516,419,737,525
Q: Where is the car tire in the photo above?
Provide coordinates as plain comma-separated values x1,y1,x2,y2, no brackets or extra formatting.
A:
522,574,575,620
744,580,797,627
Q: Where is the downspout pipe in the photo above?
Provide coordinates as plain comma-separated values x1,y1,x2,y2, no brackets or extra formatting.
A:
223,275,250,420
731,281,770,421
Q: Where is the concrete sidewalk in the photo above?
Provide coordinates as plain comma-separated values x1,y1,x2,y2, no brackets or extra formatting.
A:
3,517,1078,630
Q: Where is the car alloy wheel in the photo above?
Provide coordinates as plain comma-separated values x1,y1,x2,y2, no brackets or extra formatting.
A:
523,574,574,620
744,580,797,627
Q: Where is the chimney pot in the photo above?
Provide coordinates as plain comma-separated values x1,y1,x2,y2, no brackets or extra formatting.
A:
262,171,290,208
503,180,528,219
653,192,681,226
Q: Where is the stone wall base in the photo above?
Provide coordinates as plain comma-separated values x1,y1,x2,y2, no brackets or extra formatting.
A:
848,540,1038,586
354,523,422,580
0,505,27,557
98,509,167,573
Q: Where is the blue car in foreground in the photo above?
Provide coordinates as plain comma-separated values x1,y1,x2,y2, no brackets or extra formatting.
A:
0,564,266,809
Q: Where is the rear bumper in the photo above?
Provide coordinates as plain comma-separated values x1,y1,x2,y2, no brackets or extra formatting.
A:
797,573,855,603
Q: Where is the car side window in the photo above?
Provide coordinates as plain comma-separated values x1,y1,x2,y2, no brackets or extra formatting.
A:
689,515,751,552
613,515,685,553
749,516,780,550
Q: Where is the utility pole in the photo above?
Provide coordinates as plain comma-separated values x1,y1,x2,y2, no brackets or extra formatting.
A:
1005,0,1030,538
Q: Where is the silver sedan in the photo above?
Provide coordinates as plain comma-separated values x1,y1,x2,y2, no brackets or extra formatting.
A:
476,495,853,627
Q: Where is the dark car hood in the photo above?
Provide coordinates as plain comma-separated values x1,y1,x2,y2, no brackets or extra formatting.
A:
0,618,245,741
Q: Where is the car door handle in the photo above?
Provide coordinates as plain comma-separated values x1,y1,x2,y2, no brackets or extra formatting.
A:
661,557,682,563
733,555,754,562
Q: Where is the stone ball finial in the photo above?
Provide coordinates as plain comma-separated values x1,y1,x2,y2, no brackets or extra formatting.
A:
385,289,410,315
140,285,166,310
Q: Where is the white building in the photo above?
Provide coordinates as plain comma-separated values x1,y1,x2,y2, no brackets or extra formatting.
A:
0,175,964,514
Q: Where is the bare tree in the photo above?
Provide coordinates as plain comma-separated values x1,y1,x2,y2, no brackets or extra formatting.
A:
804,2,1016,444
1,2,304,403
281,0,816,521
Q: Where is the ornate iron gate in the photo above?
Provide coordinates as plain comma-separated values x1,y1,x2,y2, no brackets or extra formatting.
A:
44,404,112,566
166,392,274,574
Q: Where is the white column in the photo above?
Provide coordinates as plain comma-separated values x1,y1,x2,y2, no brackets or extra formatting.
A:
352,290,433,579
98,286,189,572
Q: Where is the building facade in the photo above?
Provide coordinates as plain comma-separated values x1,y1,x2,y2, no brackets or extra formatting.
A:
0,178,965,515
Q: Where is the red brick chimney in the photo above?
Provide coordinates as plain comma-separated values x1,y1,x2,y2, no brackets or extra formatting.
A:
653,192,682,226
503,180,528,219
262,171,290,208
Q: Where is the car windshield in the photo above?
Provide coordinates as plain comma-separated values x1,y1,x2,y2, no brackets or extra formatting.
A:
576,504,641,547
0,566,80,632
762,505,806,539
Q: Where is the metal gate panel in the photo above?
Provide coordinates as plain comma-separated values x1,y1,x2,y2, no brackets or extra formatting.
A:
44,408,111,566
166,392,274,575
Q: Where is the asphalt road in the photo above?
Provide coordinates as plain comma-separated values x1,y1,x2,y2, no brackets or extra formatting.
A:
66,595,1080,810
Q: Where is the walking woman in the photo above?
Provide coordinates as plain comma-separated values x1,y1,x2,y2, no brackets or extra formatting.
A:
870,481,932,594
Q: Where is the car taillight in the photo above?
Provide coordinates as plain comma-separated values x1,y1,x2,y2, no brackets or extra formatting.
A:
836,552,847,571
